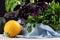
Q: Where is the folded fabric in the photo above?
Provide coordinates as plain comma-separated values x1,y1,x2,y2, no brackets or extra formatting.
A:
26,23,60,38
17,20,60,38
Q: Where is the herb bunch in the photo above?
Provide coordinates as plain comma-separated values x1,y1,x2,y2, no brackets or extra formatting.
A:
5,0,60,31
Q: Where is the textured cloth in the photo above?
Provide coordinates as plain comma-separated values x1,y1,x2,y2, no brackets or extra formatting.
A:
26,23,60,38
17,20,60,38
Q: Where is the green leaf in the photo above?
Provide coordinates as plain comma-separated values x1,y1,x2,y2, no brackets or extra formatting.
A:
27,26,32,33
30,0,35,3
5,0,23,13
11,2,17,12
20,0,22,3
50,0,55,10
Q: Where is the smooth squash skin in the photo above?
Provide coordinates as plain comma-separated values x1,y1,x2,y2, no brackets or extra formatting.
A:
4,20,22,37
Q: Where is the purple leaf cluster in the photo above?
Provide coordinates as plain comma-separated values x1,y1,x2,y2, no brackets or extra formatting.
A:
18,2,49,19
4,12,18,21
4,2,49,21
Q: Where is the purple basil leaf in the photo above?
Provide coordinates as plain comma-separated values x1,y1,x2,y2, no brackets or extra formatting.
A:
32,8,42,16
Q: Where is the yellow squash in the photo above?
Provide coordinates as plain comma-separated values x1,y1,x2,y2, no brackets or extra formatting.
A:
4,20,22,37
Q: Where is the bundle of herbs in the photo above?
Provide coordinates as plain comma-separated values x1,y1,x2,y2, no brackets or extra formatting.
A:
4,0,60,32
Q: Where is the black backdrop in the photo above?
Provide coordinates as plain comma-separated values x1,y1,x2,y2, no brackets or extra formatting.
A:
25,0,60,3
0,0,5,17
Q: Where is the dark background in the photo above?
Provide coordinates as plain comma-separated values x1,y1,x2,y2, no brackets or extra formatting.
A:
0,0,5,17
